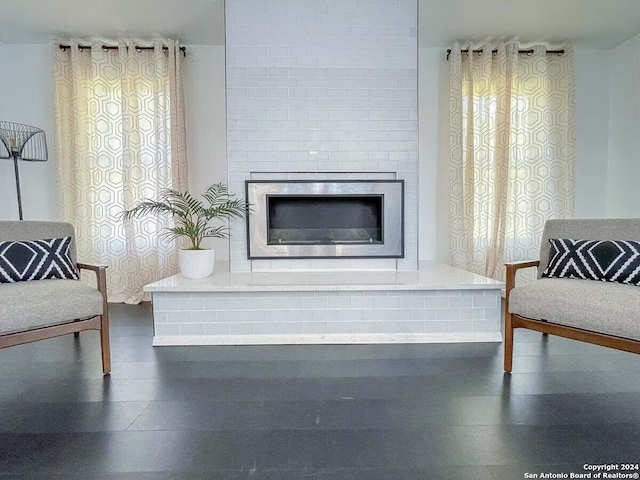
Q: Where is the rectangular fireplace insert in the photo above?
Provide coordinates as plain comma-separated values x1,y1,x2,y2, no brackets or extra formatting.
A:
246,180,403,259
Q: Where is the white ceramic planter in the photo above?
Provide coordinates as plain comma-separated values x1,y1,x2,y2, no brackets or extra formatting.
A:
178,249,216,279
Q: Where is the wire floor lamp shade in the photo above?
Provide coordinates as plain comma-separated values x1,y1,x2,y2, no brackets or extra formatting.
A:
0,121,48,220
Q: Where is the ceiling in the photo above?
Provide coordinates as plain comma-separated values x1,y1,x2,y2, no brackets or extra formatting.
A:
419,0,640,48
0,0,639,48
0,0,226,45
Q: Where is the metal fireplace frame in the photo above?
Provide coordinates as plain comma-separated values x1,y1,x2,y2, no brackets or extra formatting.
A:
245,180,404,260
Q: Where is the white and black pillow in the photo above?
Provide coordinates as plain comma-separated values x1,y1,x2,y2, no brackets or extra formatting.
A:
542,238,640,286
0,237,79,284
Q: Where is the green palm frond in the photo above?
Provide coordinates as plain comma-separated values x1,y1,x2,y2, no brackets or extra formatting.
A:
118,200,183,221
159,189,205,217
201,183,231,207
204,199,250,221
202,226,230,239
120,184,251,249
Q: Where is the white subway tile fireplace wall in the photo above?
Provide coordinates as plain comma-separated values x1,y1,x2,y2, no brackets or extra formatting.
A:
226,0,418,272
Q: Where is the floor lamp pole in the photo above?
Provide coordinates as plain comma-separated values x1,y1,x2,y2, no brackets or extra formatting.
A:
1,122,49,220
12,153,23,221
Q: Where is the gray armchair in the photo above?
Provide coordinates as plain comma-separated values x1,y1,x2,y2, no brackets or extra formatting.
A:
0,221,110,375
504,219,640,373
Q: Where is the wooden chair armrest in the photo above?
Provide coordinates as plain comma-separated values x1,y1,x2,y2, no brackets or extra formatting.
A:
505,260,540,297
505,260,540,269
77,263,108,271
77,263,108,298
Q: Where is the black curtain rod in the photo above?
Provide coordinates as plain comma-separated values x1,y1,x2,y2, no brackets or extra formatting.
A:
59,44,187,57
446,48,565,61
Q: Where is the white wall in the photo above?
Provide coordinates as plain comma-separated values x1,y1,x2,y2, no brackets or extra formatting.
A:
574,48,610,219
608,33,640,218
417,47,450,263
0,44,56,221
182,45,229,259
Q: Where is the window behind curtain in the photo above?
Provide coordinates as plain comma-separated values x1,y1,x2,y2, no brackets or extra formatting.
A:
450,44,575,281
53,40,188,303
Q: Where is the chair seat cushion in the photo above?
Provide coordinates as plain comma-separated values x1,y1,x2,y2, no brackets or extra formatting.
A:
0,279,103,335
509,278,640,341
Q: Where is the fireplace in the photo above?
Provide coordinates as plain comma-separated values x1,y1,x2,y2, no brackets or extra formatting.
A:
246,180,404,259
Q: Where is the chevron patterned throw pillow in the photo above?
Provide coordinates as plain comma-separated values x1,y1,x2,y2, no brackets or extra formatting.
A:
0,237,79,284
542,238,640,286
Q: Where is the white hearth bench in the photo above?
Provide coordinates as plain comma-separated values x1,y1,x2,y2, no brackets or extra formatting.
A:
145,263,503,346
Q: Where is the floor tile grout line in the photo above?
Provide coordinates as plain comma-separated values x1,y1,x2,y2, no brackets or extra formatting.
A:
124,401,153,431
487,464,501,479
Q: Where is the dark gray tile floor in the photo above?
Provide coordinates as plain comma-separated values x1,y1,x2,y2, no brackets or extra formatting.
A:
1,303,639,479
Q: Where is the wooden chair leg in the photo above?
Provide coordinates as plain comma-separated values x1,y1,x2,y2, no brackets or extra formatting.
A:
100,311,111,376
504,312,514,373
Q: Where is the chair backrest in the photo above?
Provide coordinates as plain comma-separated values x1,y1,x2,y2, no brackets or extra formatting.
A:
538,218,640,278
0,221,77,265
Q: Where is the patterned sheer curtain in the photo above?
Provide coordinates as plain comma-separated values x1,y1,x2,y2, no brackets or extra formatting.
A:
53,39,188,303
449,42,575,281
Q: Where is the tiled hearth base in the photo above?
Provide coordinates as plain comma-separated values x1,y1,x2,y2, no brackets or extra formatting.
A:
145,263,504,346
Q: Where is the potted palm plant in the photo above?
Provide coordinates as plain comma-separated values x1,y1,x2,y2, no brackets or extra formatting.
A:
120,183,250,279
